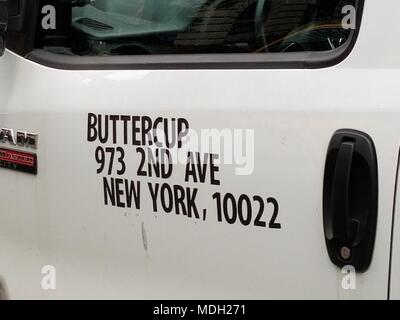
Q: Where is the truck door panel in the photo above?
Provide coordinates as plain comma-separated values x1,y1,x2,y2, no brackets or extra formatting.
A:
0,0,398,299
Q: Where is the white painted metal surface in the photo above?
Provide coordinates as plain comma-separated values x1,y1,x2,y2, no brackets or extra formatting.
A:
0,0,399,299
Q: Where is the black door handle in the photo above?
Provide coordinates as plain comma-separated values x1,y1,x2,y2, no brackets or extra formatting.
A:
323,129,378,272
331,141,354,242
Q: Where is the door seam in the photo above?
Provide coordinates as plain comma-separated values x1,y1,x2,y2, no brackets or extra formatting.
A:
387,148,400,299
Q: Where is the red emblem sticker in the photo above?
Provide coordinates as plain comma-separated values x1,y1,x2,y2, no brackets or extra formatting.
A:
0,147,37,174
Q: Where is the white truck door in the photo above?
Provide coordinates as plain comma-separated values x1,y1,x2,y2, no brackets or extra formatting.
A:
0,0,397,299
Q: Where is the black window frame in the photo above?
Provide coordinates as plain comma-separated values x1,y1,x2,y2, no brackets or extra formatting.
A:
7,0,365,70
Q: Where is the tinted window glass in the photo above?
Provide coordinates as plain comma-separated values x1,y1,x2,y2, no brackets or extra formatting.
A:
39,0,360,56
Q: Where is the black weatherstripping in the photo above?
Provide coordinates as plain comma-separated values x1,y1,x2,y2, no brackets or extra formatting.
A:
0,0,7,56
323,129,378,272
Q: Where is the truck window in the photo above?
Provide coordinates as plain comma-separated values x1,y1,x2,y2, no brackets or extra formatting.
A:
38,0,360,56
